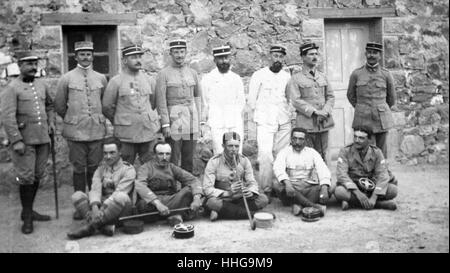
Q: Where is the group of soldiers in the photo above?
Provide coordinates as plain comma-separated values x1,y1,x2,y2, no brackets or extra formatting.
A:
0,38,398,239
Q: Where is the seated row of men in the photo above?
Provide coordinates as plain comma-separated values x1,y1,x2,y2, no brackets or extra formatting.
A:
67,128,398,240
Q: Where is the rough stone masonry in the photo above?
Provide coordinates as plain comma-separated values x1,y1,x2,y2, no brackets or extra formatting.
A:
0,0,448,191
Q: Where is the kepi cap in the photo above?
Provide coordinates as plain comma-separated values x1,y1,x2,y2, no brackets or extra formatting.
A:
366,42,382,52
169,39,187,49
270,44,287,55
212,45,231,57
74,41,94,52
122,44,144,56
15,50,39,62
300,42,319,55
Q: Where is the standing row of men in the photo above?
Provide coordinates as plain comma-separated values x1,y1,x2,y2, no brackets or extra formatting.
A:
1,38,398,235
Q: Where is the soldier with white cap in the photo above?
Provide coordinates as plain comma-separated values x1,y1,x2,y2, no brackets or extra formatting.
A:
155,39,205,173
201,45,245,154
102,44,160,165
55,41,108,216
1,50,56,234
248,44,293,200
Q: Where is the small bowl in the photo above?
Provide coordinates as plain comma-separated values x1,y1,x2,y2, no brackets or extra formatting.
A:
172,223,195,239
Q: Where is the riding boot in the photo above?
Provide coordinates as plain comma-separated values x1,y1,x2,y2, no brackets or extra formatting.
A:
73,172,87,193
86,167,97,191
19,184,35,234
21,179,51,221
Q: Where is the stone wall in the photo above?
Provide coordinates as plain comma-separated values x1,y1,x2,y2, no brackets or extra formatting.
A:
0,0,448,189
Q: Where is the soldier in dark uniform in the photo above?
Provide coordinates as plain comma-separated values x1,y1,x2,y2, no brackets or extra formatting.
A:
155,39,205,173
203,132,268,221
287,42,335,161
102,45,160,164
1,50,56,234
55,41,108,220
335,126,398,210
347,42,396,158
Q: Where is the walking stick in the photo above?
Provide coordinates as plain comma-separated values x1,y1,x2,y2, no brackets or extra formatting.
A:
233,155,256,230
118,207,200,222
50,132,59,219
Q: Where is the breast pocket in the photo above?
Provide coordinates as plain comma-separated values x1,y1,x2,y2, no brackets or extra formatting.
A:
377,104,393,130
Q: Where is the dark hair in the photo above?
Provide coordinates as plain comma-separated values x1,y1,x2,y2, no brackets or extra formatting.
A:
103,137,121,150
291,127,308,137
222,132,241,145
153,140,171,153
352,125,373,138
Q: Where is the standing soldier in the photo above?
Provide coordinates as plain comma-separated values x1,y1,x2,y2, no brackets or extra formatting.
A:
248,44,292,199
55,42,108,219
1,50,56,234
155,39,204,173
287,42,335,161
102,45,160,164
201,45,246,154
347,42,396,158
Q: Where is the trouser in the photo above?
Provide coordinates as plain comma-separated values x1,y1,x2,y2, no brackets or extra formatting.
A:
306,131,328,162
334,184,398,207
167,135,196,173
67,140,103,192
205,193,269,219
210,126,243,155
11,143,49,185
373,132,388,159
273,179,332,207
256,122,291,194
71,191,132,226
136,187,194,222
121,141,153,165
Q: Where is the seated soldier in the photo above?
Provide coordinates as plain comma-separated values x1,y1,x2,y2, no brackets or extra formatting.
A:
134,141,203,226
273,127,331,216
67,138,135,239
203,132,268,221
335,126,398,210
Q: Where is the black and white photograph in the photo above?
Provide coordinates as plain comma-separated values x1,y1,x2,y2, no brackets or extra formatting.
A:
0,0,448,256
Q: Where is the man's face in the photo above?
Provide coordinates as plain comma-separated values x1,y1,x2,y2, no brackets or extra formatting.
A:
223,139,240,157
291,131,307,152
353,131,370,150
155,144,172,167
269,52,285,73
19,60,38,78
124,54,142,71
365,49,381,66
302,49,319,67
170,48,187,65
214,55,231,73
103,144,121,167
74,50,93,68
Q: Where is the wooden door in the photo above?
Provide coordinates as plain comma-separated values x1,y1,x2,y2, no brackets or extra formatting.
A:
324,20,371,160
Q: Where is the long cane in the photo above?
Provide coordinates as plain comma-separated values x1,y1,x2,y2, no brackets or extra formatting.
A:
233,155,256,230
50,132,59,219
118,207,200,222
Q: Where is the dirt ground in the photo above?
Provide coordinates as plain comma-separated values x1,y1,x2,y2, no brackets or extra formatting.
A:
0,162,448,253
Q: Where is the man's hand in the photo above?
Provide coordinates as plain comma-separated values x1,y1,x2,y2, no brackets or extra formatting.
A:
190,195,203,211
242,187,253,198
353,189,371,210
91,205,102,222
13,141,26,155
314,110,328,119
154,200,170,216
230,181,242,194
162,127,171,138
200,123,207,138
368,193,378,209
319,185,330,205
283,180,296,197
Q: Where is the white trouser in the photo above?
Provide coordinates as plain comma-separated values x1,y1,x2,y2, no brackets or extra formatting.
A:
256,122,291,193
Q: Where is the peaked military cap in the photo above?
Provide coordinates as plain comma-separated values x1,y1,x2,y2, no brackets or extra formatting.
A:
169,39,187,49
300,42,319,55
366,42,383,51
74,41,94,52
270,44,287,55
15,50,39,62
121,44,144,56
212,45,231,57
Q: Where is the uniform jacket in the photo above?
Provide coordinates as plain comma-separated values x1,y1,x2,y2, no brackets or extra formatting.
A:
347,64,396,133
273,145,331,189
135,159,203,204
102,71,160,143
55,66,108,141
203,153,259,198
155,63,204,139
287,68,335,132
248,67,292,126
336,143,390,196
201,67,245,129
1,77,54,145
88,158,136,206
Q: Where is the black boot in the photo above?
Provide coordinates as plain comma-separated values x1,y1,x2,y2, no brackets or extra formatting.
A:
20,179,51,221
67,223,95,240
19,185,35,234
73,172,87,192
218,202,250,220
